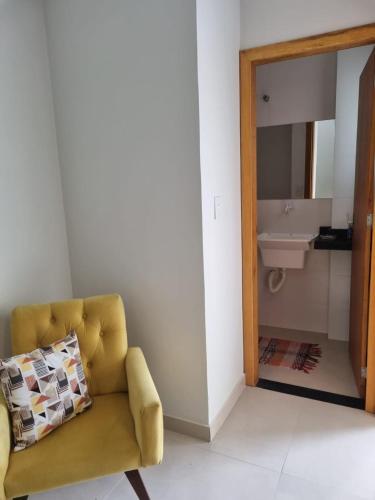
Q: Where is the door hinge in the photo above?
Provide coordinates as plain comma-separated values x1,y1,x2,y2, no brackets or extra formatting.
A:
361,367,367,379
367,214,373,227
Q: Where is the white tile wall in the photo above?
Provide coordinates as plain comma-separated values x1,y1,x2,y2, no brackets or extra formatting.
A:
331,197,353,229
328,251,352,341
257,199,332,234
330,250,352,275
329,179,352,342
258,199,332,333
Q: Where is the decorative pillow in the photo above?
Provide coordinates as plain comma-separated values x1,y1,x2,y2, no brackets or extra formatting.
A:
0,330,92,451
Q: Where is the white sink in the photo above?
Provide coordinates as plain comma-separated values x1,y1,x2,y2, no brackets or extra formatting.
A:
257,232,317,269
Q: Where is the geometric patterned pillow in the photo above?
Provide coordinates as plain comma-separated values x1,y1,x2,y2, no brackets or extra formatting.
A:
0,330,92,451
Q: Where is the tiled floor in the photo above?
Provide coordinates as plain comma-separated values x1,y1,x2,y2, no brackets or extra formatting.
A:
259,325,359,397
31,387,375,500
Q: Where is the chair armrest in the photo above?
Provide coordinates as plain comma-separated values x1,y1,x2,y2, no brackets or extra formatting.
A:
0,391,10,500
125,347,163,467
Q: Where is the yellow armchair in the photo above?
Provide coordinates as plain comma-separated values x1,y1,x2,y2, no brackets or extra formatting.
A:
0,294,163,500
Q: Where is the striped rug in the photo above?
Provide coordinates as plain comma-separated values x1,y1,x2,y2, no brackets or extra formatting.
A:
259,337,322,373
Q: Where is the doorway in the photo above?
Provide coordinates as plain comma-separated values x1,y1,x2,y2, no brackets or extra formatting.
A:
240,24,375,411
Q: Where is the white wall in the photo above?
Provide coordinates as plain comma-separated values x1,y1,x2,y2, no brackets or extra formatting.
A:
44,0,209,425
196,0,243,424
328,45,374,341
256,53,337,127
241,0,375,49
258,200,332,333
0,0,72,358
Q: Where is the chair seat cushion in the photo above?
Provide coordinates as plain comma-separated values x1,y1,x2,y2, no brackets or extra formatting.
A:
4,393,141,498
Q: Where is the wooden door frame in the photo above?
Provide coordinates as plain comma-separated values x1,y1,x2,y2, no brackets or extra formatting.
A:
240,23,375,411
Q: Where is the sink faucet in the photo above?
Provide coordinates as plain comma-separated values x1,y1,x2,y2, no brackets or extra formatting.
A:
284,201,294,215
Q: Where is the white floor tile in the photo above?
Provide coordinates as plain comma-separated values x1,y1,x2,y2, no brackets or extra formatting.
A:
275,473,367,500
283,399,375,499
206,387,303,472
28,387,375,500
108,430,279,500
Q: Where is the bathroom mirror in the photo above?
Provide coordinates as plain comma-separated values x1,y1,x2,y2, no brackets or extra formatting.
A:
257,119,335,200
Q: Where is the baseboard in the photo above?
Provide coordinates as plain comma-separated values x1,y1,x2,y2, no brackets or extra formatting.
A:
163,414,211,441
164,373,245,442
209,373,245,440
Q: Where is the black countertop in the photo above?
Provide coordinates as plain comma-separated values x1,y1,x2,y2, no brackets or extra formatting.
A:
314,226,352,251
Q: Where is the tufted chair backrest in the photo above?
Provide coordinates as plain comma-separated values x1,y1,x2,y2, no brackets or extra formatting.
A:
11,294,128,395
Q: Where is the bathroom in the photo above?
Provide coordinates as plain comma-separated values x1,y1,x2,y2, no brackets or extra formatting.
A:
255,44,374,405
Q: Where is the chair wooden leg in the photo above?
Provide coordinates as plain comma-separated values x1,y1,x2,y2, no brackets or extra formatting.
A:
125,469,150,500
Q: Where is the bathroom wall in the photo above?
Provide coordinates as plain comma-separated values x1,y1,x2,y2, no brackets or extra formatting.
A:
328,44,374,341
328,251,352,341
256,53,335,335
258,200,332,333
256,53,337,127
256,45,374,341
